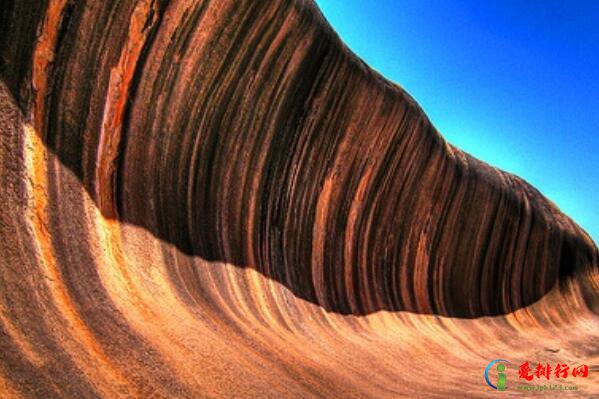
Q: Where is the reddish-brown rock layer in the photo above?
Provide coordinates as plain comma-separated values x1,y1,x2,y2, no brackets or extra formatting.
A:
0,0,597,397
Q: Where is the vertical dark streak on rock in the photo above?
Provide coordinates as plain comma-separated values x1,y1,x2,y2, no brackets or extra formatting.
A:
116,0,170,217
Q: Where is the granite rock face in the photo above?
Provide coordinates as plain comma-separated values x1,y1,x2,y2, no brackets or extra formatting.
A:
0,1,597,397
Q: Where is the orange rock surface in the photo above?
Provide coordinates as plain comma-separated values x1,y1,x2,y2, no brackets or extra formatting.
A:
0,0,597,397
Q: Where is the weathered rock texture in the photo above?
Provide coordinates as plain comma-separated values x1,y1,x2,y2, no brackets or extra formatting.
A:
0,0,597,397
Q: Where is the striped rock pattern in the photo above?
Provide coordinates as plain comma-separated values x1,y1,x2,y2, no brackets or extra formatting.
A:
0,0,597,397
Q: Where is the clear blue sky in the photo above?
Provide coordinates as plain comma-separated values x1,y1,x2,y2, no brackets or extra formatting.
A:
315,0,599,243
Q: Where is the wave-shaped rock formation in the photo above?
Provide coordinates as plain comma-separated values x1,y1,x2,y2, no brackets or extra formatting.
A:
1,0,598,397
